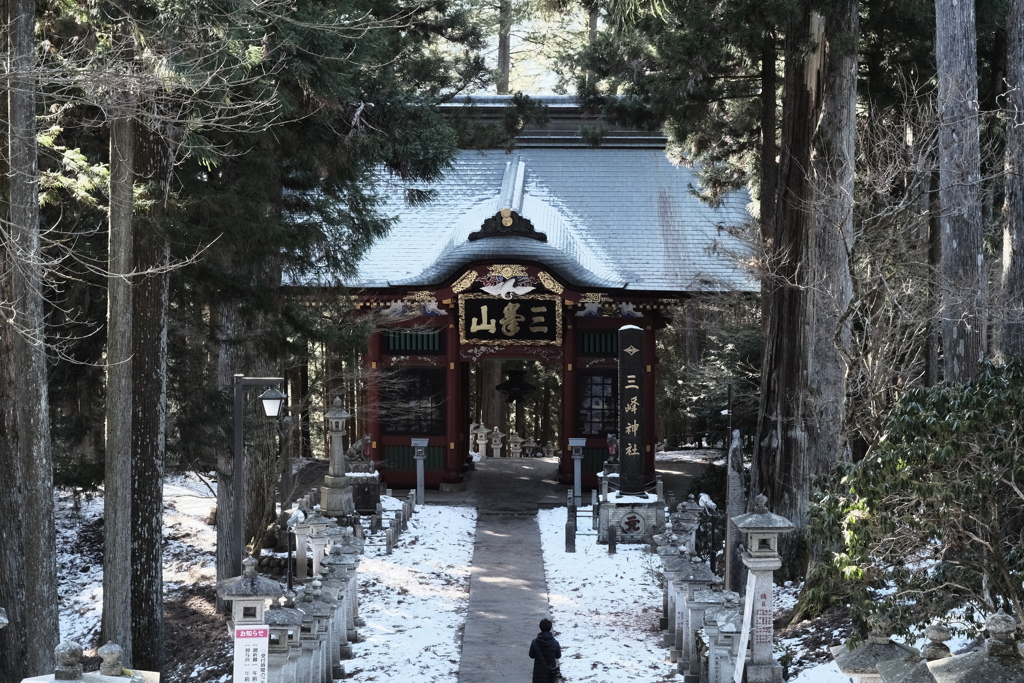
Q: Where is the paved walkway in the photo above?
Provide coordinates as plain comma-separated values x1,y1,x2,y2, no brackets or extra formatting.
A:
391,455,706,683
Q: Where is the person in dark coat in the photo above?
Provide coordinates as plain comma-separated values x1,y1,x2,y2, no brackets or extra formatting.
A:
529,618,562,683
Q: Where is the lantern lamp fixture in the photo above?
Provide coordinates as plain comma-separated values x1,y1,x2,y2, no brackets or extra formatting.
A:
259,387,287,418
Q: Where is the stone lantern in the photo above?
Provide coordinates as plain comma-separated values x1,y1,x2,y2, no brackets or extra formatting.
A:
731,494,794,683
321,397,355,517
488,427,505,458
523,438,537,457
264,595,305,682
472,424,491,459
217,555,283,631
507,433,525,457
305,505,335,536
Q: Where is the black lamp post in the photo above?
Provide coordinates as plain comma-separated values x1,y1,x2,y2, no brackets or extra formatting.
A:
231,374,285,578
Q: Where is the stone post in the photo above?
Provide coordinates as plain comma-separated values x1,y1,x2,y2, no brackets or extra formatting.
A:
293,522,310,580
309,530,330,578
731,494,793,683
922,611,1024,680
569,438,586,507
54,641,83,680
97,642,123,676
724,429,747,593
833,615,925,683
412,440,428,507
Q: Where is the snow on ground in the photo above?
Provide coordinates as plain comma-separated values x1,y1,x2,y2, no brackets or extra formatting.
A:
656,449,727,466
537,507,678,683
57,473,222,647
54,475,863,683
538,508,853,683
347,502,476,683
56,488,106,644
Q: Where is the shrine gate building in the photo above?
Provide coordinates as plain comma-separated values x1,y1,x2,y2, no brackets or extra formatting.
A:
332,97,755,489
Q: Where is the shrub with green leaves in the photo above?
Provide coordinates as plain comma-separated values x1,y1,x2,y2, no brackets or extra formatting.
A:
811,358,1024,635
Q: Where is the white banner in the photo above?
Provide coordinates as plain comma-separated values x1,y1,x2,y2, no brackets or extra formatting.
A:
233,625,270,683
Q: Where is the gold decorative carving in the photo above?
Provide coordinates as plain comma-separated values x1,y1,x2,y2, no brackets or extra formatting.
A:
451,269,479,293
536,271,564,295
500,207,513,227
407,290,436,302
486,264,529,279
578,292,609,303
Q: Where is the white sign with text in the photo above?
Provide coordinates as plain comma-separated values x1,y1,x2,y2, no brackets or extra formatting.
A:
234,625,270,683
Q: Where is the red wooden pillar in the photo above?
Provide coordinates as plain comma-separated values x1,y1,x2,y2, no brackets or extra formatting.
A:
443,319,464,484
366,329,384,471
643,322,657,482
559,306,576,485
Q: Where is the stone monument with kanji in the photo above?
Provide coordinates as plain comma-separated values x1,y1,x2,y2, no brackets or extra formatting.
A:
596,325,665,543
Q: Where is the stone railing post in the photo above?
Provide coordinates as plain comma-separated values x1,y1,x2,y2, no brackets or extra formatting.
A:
54,641,83,680
293,523,310,580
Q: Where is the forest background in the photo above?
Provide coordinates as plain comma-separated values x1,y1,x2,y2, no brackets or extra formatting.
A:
2,0,1024,677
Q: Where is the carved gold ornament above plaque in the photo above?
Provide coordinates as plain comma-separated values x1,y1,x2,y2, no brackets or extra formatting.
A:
536,271,564,295
486,264,529,279
579,292,609,303
451,269,479,293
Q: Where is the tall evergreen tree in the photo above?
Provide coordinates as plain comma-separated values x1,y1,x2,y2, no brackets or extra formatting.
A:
1003,0,1024,355
936,0,985,380
1,0,60,671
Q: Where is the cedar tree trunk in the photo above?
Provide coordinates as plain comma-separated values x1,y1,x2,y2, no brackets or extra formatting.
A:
6,0,59,669
935,0,985,379
1003,0,1024,356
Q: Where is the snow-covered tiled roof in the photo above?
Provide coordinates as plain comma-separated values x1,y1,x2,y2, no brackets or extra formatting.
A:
342,147,757,293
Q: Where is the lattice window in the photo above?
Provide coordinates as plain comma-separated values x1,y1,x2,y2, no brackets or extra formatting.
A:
578,372,618,437
386,329,442,353
382,368,446,435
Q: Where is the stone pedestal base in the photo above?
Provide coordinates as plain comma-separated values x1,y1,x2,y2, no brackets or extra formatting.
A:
347,472,381,514
597,493,665,544
321,476,355,517
746,661,785,682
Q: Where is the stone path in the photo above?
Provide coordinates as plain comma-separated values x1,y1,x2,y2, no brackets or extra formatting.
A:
457,513,550,683
395,455,705,683
444,458,561,683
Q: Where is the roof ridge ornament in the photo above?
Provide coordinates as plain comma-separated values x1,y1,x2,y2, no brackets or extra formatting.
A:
469,155,547,242
469,207,548,242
